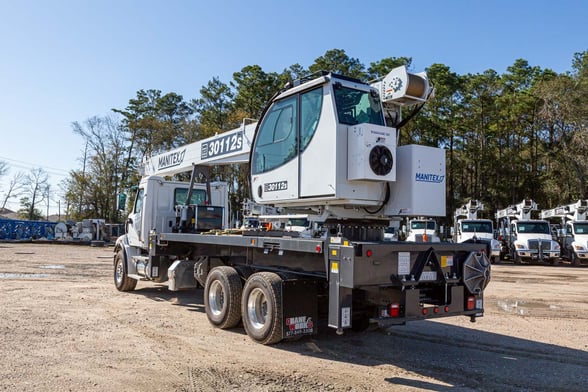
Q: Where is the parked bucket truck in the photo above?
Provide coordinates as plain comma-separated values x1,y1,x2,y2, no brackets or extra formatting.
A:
453,200,501,263
541,200,588,265
114,66,491,345
495,199,560,264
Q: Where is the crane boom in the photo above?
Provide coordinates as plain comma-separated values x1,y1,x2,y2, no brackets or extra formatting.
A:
142,121,258,177
495,199,538,221
540,200,588,221
455,199,484,220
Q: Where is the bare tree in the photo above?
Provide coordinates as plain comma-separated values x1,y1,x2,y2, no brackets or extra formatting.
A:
1,171,25,211
20,168,50,220
66,115,128,221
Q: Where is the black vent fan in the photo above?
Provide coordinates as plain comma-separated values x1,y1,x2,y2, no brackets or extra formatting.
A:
369,145,393,176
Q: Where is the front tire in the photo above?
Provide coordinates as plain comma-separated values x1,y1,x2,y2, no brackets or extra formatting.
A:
571,252,578,266
241,272,283,345
114,250,137,292
204,266,243,329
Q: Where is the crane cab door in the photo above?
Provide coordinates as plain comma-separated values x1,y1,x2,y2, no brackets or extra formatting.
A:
251,94,300,203
251,86,326,204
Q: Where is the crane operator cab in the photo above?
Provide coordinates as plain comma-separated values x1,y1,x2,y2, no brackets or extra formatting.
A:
250,67,439,240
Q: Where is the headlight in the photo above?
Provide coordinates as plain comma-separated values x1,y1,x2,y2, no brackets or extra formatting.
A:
515,243,525,249
552,241,560,251
573,244,585,251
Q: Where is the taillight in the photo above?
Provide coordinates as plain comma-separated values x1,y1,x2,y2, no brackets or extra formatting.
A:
466,296,476,310
366,249,373,257
389,303,400,317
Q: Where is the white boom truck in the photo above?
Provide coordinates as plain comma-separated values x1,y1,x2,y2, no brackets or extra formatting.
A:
541,200,588,265
114,66,491,345
454,200,501,263
495,199,560,264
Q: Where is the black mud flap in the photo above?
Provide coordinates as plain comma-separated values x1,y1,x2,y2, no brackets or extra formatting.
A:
281,279,318,339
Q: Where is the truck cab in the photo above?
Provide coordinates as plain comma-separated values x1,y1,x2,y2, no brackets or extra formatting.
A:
125,176,229,249
507,220,560,264
559,220,588,265
455,219,501,263
404,219,441,242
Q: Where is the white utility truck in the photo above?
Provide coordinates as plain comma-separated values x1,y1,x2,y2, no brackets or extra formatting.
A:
495,199,560,264
404,218,441,242
541,200,588,265
454,200,501,263
114,66,491,344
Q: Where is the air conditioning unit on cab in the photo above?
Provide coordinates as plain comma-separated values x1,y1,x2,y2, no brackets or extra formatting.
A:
347,124,396,182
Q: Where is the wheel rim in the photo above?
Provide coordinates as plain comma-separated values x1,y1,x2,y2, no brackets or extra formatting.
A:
208,280,225,316
247,287,267,330
115,258,124,285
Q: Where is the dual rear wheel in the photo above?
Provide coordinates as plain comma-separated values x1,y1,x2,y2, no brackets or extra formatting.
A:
204,268,283,345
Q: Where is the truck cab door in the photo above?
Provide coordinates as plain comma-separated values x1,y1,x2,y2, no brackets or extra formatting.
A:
564,223,574,254
510,223,517,240
126,187,145,247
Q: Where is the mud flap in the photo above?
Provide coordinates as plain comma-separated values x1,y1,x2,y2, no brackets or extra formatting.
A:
281,279,318,339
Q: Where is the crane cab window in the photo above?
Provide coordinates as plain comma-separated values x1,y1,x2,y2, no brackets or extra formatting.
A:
300,87,323,152
333,84,384,126
252,87,323,175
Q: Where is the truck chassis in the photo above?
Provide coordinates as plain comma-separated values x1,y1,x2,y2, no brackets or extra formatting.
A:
115,230,490,344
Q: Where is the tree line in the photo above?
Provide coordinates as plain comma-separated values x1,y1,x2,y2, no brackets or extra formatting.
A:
1,48,587,224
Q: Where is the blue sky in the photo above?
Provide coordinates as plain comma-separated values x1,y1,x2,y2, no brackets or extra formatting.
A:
1,0,587,214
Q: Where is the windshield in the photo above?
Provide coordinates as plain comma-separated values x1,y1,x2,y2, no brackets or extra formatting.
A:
573,222,588,234
411,221,436,231
333,85,384,126
461,221,493,233
517,221,551,234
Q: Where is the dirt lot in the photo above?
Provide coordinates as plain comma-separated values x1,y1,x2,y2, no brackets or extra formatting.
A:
0,243,587,391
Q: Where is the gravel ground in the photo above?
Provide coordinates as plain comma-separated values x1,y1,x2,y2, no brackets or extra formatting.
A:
0,243,587,391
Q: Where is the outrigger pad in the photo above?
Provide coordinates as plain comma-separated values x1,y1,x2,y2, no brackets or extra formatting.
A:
463,252,491,294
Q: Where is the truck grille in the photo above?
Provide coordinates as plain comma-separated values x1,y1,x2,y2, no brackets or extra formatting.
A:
528,240,551,252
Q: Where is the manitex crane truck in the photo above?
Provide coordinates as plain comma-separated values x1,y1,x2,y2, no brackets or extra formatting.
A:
114,66,491,344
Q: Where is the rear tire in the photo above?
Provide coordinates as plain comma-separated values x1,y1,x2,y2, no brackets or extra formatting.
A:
241,272,283,345
204,267,243,329
114,250,137,292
